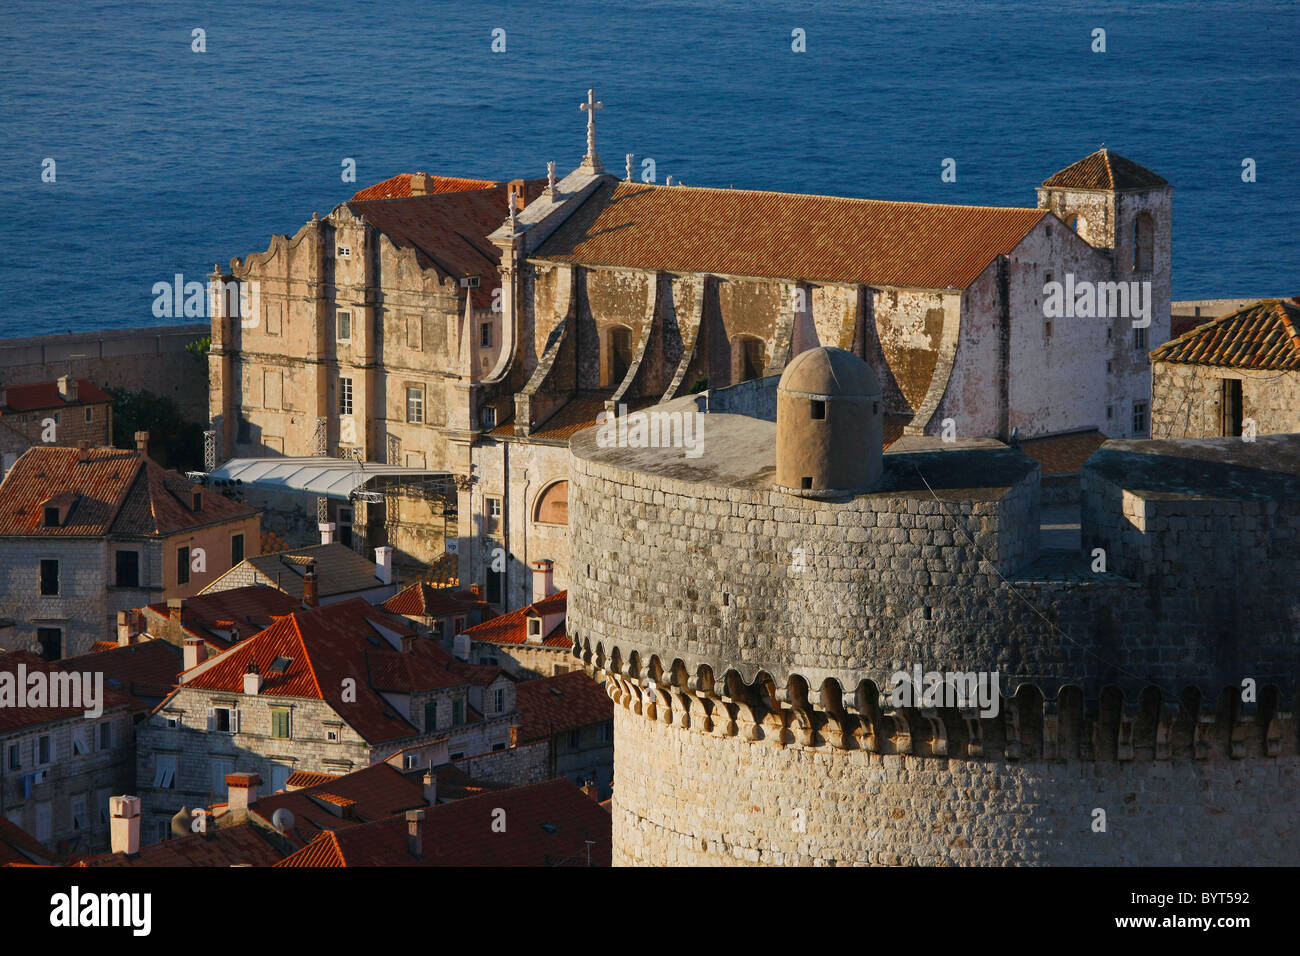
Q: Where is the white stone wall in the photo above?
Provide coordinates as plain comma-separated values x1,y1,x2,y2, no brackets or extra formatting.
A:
1152,362,1300,438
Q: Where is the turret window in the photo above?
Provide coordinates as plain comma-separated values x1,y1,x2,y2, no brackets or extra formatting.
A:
810,400,825,420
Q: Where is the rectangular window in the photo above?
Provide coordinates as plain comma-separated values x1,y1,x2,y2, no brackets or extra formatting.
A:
115,550,139,588
85,407,93,423
230,533,245,567
266,302,282,335
153,754,177,789
263,370,283,409
493,687,505,714
452,698,465,726
338,377,353,416
809,400,825,420
480,322,492,348
97,788,111,824
37,735,52,765
6,743,18,771
71,794,88,830
1221,378,1243,437
528,618,541,637
568,729,581,749
1044,319,1052,338
1132,401,1148,436
270,707,291,739
337,310,352,342
35,803,51,843
485,496,502,535
211,759,233,800
406,315,422,351
177,546,190,586
209,707,232,733
98,721,113,751
406,387,424,424
39,559,59,596
1134,325,1147,350
36,628,60,660
485,569,502,605
72,726,90,756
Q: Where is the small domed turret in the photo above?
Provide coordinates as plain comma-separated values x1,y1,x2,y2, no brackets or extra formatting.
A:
775,346,882,497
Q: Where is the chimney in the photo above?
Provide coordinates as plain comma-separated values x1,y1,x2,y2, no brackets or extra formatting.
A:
58,375,78,402
226,773,260,812
243,659,262,696
183,636,207,670
452,632,470,662
116,610,139,646
409,171,430,196
469,583,482,599
423,770,437,806
318,521,336,545
401,634,415,654
406,809,425,859
375,546,394,585
109,795,141,856
76,440,89,462
168,597,186,623
531,559,554,603
134,430,149,456
303,560,319,608
581,780,601,801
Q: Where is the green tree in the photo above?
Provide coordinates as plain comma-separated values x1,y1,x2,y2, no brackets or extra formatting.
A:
108,387,204,472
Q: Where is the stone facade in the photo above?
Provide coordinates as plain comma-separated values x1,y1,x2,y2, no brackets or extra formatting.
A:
1152,362,1299,438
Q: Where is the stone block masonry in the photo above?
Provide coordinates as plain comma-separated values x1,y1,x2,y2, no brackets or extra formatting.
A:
0,324,210,425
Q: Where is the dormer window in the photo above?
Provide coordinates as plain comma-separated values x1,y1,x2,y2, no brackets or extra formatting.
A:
528,617,541,637
192,490,203,512
39,492,77,528
43,506,59,527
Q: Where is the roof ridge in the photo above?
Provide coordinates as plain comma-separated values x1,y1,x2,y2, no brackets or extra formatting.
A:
611,179,1044,216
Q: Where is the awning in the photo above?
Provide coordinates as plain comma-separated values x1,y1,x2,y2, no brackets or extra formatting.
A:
207,457,455,502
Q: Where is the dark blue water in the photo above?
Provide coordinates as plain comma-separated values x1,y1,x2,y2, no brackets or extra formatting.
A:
1,0,1296,337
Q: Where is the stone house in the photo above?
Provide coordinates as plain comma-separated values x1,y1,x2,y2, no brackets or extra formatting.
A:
200,541,400,606
458,570,571,678
1150,297,1300,438
514,670,614,799
0,439,261,658
380,580,491,644
132,596,517,844
0,376,113,474
0,651,136,856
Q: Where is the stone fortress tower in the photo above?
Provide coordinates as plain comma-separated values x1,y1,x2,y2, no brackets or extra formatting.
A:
567,346,1299,865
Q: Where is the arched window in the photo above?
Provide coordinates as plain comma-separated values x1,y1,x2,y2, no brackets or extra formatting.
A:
1066,211,1088,235
1132,213,1154,272
731,335,766,384
603,326,633,387
533,480,568,525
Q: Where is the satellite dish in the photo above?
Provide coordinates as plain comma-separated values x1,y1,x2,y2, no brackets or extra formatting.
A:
271,808,295,833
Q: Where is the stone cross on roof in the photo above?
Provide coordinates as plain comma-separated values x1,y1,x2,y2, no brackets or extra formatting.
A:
579,89,604,173
546,160,557,193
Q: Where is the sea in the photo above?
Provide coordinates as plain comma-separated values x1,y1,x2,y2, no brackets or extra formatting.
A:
0,0,1296,338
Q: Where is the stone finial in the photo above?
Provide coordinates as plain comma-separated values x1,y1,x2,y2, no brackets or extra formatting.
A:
579,88,604,172
546,160,557,193
665,175,674,187
625,153,634,182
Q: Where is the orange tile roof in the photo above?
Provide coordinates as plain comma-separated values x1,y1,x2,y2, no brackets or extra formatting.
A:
274,778,610,867
348,178,546,283
382,582,485,617
143,586,302,649
461,591,569,648
1149,298,1300,371
1017,429,1109,476
62,639,183,706
0,378,111,412
534,180,1049,291
0,445,256,538
350,173,500,201
0,651,135,732
1041,147,1169,191
0,815,59,865
75,822,285,867
514,670,612,743
250,763,427,847
284,770,337,790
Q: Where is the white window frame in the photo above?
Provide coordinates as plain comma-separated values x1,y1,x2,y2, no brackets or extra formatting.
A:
338,377,354,416
406,386,424,424
337,310,352,342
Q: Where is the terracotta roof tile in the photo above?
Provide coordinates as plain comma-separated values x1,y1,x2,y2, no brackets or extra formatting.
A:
0,815,59,865
350,173,501,202
382,582,485,617
75,822,285,867
62,640,183,707
0,378,111,412
0,651,135,732
461,591,569,648
535,180,1048,291
274,778,610,867
1017,429,1109,476
514,671,612,742
143,585,302,648
1041,148,1169,191
1149,298,1300,371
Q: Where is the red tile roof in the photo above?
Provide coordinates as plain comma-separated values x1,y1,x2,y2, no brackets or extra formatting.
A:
1149,298,1300,371
514,670,612,743
0,651,135,732
382,582,485,618
74,822,285,867
0,378,111,412
0,445,256,538
274,778,610,867
62,639,183,707
284,770,337,790
179,598,496,745
0,815,59,865
143,585,302,649
461,591,569,648
1041,148,1169,191
1018,429,1109,476
350,173,500,202
348,178,546,283
534,180,1048,291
